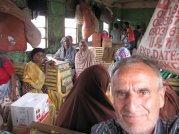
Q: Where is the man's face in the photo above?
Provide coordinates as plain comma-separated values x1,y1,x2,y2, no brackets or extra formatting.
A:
111,63,165,134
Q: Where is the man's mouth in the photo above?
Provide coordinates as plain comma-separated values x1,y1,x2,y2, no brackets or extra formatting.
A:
123,114,145,124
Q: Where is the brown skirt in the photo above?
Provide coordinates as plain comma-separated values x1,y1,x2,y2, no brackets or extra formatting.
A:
21,82,48,96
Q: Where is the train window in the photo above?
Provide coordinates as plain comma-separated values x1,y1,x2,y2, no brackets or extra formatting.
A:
27,15,47,51
65,18,77,44
103,22,109,33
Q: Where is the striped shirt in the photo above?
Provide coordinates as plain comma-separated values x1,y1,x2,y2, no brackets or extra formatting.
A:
91,116,179,134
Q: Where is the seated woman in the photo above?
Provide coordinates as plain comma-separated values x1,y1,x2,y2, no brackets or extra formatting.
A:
54,36,76,69
75,40,96,78
55,65,115,133
21,48,56,124
22,48,54,95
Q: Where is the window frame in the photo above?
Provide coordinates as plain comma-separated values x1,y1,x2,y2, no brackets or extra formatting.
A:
65,18,78,44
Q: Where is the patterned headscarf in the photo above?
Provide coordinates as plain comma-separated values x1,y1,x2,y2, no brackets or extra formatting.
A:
55,36,76,68
115,47,131,62
66,35,73,44
61,36,70,45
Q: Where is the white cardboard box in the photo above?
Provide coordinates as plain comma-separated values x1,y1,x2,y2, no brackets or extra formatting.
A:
11,93,49,127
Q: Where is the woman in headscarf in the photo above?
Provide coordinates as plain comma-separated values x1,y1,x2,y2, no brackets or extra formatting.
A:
66,35,73,45
54,36,76,69
55,65,115,134
75,40,96,78
108,47,131,77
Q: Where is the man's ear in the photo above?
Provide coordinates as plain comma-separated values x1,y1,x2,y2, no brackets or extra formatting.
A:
159,85,166,108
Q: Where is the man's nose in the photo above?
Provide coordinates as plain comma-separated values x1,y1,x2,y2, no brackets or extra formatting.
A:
125,94,139,113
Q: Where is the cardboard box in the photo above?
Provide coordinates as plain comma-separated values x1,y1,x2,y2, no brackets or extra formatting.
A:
11,93,49,127
102,38,112,47
13,113,53,134
13,127,30,134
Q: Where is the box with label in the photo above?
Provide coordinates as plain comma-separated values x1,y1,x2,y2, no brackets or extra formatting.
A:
11,93,49,127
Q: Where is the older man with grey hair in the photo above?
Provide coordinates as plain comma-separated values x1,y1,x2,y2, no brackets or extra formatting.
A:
91,55,179,134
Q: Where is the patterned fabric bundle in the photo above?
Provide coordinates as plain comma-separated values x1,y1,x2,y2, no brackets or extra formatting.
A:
108,47,131,77
115,47,131,62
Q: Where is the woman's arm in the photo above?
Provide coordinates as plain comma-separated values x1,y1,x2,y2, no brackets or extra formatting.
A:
44,60,55,78
54,48,64,61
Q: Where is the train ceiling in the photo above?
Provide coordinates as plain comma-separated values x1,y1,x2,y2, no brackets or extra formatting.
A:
94,0,158,8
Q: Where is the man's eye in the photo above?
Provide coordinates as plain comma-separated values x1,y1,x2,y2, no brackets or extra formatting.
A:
119,92,127,96
115,91,127,98
139,90,150,96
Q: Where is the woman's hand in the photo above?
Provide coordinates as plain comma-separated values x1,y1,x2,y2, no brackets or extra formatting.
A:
45,60,55,68
44,60,55,78
54,56,64,61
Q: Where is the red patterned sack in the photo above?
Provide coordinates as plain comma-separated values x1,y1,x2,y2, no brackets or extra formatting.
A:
0,12,26,52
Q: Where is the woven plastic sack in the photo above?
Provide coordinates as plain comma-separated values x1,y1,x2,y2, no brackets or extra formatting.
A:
137,0,179,75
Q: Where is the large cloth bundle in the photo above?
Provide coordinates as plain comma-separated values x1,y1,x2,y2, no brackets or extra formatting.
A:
0,0,41,52
0,12,26,52
80,1,98,40
75,4,83,24
92,32,101,47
